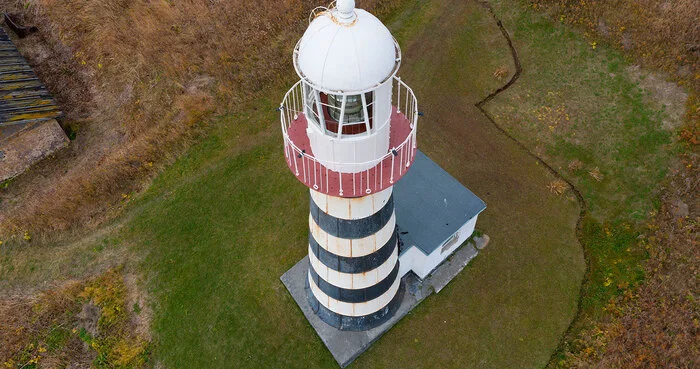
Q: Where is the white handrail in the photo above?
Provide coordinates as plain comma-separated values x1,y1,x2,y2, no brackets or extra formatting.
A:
279,76,419,194
280,77,417,166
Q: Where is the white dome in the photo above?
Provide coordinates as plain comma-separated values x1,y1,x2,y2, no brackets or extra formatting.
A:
294,6,400,93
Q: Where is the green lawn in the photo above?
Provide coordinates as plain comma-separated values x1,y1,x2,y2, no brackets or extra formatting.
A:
1,0,680,368
126,1,584,368
483,0,682,365
486,0,676,223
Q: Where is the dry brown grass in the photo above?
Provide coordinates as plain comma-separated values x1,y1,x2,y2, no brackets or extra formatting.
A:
532,0,699,92
547,179,568,195
1,268,151,368
0,0,404,238
599,151,699,367
587,166,603,182
493,65,509,80
557,152,699,369
0,280,91,366
567,159,583,172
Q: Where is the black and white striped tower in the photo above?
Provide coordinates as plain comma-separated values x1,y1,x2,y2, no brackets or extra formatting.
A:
279,0,420,331
307,187,402,330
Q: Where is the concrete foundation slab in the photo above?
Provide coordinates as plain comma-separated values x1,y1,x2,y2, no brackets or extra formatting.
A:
281,236,488,368
0,119,68,182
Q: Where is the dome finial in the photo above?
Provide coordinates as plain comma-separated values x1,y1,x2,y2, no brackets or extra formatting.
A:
336,0,355,21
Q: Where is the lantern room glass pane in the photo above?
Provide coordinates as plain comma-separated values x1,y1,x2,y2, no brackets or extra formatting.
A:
327,93,373,124
303,84,322,128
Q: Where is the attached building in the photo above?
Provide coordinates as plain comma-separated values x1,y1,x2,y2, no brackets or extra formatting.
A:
395,150,486,279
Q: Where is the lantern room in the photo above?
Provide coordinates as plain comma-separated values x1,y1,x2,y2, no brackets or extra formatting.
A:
293,0,399,142
281,0,418,193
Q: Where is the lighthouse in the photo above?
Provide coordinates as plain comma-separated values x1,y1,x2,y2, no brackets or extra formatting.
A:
279,0,417,331
279,2,487,359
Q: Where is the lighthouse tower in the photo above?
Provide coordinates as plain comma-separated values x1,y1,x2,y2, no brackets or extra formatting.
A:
279,0,419,331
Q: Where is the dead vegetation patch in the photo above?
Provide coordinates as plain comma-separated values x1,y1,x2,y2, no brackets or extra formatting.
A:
587,166,603,182
532,0,699,92
567,159,583,172
493,65,509,80
1,267,151,368
547,179,568,195
555,151,699,369
0,0,404,237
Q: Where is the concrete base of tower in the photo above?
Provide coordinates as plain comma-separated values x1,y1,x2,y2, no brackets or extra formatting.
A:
280,235,487,368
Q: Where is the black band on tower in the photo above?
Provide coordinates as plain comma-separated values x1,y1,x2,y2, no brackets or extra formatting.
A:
308,231,398,274
308,262,400,303
309,194,394,239
306,274,405,331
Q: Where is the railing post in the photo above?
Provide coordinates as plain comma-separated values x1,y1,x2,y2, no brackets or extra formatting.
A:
301,153,307,183
353,172,356,197
380,160,384,189
294,149,300,176
280,107,286,133
366,168,370,194
396,77,401,114
390,149,395,184
405,87,409,117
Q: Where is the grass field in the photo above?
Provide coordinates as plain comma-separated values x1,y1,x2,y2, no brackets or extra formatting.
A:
1,0,686,367
124,1,583,368
484,0,685,366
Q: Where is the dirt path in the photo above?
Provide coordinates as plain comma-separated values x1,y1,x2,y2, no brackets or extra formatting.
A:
474,2,590,365
355,1,585,368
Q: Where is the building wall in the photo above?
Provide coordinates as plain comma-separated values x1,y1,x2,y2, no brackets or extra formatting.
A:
310,186,392,220
308,207,395,258
308,243,398,289
308,269,401,317
399,215,479,279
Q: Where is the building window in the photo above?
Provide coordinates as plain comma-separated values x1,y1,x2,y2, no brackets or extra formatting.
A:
304,84,322,129
441,232,460,254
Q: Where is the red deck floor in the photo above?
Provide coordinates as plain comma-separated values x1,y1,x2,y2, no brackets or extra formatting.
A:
284,107,416,198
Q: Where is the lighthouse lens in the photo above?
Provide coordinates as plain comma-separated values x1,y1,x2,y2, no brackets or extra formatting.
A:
344,95,364,123
327,93,371,124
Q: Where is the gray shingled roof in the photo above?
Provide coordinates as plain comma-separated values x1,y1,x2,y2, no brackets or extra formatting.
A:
394,150,486,255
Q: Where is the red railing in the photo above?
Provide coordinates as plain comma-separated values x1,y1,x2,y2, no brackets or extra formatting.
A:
279,76,418,197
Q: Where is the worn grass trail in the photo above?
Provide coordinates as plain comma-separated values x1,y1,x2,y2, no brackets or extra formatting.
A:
357,1,583,368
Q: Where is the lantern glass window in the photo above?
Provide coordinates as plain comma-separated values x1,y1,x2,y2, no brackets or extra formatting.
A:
304,87,376,137
326,93,373,126
328,94,363,123
303,84,322,128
